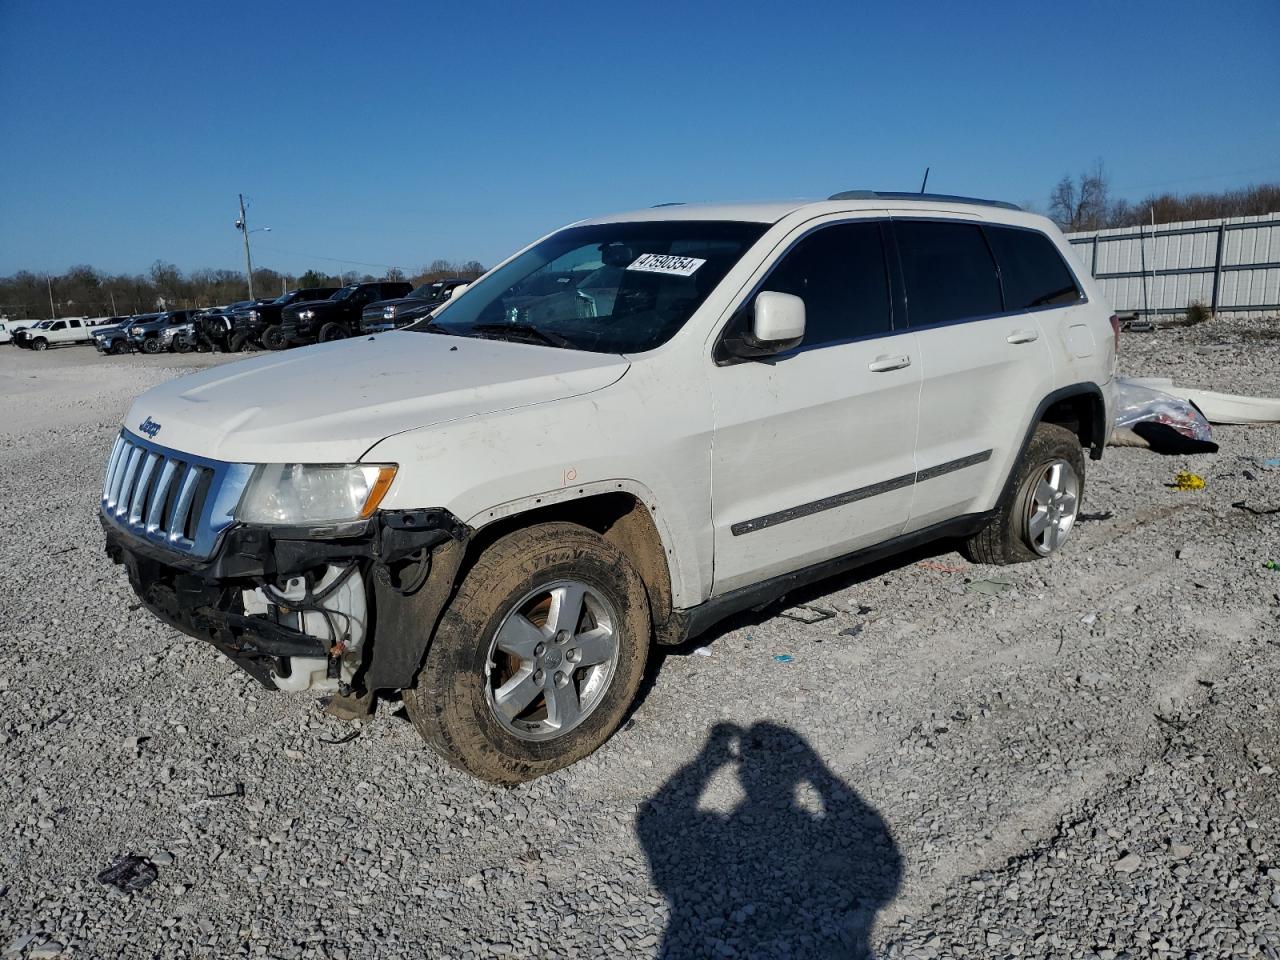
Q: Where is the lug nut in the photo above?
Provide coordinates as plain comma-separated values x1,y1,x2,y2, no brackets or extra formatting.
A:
533,669,545,685
556,630,569,645
567,648,580,663
535,642,546,656
554,671,567,687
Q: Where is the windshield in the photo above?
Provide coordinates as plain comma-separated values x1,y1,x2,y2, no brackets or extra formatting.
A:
408,283,441,299
272,291,295,304
407,221,767,353
330,286,359,301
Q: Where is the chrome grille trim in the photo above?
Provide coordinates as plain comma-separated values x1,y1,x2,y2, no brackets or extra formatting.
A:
100,430,254,559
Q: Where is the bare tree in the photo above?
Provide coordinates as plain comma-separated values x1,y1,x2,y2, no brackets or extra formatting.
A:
1048,162,1111,231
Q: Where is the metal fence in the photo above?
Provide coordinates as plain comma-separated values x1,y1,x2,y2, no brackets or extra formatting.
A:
1066,213,1280,316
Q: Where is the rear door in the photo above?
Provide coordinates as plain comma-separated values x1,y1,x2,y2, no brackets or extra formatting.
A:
708,219,922,595
893,218,1058,531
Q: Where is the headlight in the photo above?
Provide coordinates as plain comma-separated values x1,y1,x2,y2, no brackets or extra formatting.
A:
384,305,398,319
248,310,259,320
299,309,314,320
237,463,397,525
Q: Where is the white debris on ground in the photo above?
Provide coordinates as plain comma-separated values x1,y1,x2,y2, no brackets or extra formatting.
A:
0,320,1278,959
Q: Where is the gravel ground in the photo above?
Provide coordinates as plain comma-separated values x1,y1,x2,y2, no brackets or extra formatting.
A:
1,324,1278,959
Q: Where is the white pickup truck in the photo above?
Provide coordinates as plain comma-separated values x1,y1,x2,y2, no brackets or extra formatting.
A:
17,317,96,350
0,318,42,345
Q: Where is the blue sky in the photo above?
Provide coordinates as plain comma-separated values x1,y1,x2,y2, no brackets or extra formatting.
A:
1,0,1278,277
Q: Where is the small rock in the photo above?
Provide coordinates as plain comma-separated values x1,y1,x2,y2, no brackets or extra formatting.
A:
1113,853,1142,873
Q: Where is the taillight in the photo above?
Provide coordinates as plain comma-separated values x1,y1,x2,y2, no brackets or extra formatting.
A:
1109,314,1121,353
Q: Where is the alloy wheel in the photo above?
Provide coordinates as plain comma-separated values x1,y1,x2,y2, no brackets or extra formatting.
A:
485,579,620,742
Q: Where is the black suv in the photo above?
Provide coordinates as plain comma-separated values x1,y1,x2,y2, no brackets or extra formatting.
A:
273,281,413,349
361,279,469,333
232,287,340,351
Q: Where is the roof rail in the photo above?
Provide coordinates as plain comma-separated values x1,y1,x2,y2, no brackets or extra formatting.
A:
828,190,1022,211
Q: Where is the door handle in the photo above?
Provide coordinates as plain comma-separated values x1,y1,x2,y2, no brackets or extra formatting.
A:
1007,330,1040,344
867,354,911,372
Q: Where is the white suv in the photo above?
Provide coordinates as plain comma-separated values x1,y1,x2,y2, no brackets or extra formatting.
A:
100,192,1116,782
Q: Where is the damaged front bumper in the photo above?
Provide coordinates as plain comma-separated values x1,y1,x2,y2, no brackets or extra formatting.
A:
103,507,470,693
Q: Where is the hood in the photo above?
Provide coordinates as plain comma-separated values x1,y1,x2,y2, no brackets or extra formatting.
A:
283,298,341,319
364,296,427,313
123,332,631,463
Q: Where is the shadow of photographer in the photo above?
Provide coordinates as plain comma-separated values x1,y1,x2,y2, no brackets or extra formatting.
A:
637,721,901,959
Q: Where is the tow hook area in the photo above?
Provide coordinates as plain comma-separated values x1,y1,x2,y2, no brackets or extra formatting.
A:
242,564,368,693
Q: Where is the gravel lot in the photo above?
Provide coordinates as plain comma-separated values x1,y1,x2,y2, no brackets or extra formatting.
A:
1,323,1278,959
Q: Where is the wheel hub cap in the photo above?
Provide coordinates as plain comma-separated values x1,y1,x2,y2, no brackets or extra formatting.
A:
484,579,619,742
1027,459,1081,556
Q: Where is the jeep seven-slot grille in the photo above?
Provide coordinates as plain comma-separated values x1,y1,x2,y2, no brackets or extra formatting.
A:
100,431,253,559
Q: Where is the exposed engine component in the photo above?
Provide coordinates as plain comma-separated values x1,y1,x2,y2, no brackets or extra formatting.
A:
242,564,367,693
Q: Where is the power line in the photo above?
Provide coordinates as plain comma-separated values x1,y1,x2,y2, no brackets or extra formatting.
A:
1116,163,1280,193
253,244,397,271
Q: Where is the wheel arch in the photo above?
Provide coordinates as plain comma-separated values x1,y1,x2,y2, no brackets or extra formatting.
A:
996,382,1104,510
463,483,679,641
1039,384,1107,462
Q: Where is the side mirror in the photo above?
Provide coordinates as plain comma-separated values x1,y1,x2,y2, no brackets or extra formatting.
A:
722,290,806,359
448,284,468,299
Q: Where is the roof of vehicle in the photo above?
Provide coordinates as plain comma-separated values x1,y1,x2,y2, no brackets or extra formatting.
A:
578,192,1027,226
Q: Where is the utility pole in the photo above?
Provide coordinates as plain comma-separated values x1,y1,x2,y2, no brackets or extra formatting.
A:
237,193,255,300
109,290,117,315
47,276,56,318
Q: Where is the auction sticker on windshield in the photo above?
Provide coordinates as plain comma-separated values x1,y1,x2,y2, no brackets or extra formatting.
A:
627,253,706,277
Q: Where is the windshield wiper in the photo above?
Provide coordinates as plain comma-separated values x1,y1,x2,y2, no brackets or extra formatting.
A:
469,322,575,349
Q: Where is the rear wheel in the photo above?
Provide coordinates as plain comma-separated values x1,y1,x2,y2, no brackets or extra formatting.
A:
260,325,288,351
318,322,346,343
405,522,651,784
174,339,193,354
964,422,1085,564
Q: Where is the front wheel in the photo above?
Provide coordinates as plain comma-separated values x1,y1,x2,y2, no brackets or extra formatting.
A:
260,325,288,351
404,522,651,784
318,322,346,343
964,422,1085,564
32,338,48,351
110,341,129,355
141,337,163,355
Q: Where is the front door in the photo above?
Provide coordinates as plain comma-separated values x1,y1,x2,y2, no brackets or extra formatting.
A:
708,220,922,596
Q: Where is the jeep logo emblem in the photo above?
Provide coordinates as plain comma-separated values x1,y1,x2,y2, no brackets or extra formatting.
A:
139,417,162,439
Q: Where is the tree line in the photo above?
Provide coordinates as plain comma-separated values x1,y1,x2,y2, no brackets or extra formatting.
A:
1047,165,1280,232
5,173,1278,318
0,258,486,321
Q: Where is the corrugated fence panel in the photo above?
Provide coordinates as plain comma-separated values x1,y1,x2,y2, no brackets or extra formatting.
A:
1068,213,1280,316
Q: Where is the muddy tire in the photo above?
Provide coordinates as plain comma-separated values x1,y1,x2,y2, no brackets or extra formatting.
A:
260,325,288,351
963,423,1086,565
404,522,651,784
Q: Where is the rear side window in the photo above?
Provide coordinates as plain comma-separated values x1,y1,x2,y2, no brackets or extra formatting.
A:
763,221,893,347
894,221,1002,327
984,225,1082,310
